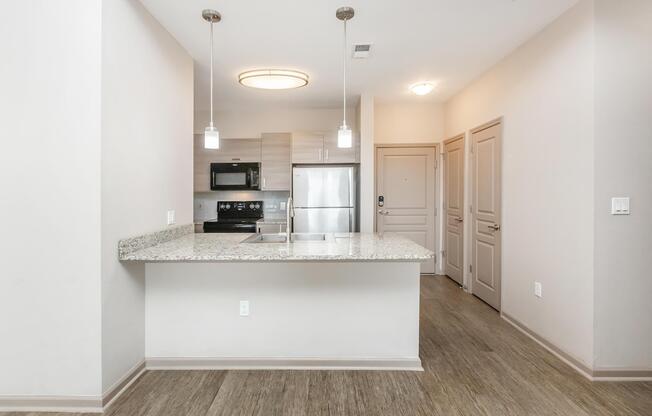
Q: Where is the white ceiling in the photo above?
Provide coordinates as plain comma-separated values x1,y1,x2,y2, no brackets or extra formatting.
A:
139,0,578,111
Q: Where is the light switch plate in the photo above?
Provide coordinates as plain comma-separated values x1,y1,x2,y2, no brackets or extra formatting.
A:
611,197,630,215
167,210,176,225
239,300,250,317
534,281,542,298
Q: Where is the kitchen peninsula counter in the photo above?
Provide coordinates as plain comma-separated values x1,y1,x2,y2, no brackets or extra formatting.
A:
118,225,430,371
119,229,433,263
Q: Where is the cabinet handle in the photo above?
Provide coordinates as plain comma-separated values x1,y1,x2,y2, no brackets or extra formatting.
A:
262,177,266,188
318,148,323,161
232,158,241,161
325,149,329,161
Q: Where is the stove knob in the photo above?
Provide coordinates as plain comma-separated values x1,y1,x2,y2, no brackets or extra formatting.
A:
225,204,231,209
219,204,225,209
249,204,255,209
254,204,260,209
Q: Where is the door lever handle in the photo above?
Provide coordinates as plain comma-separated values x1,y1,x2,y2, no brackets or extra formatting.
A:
488,224,501,231
377,209,389,215
454,217,464,222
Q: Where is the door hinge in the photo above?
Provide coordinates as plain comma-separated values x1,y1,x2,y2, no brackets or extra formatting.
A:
469,205,473,214
434,254,437,264
442,250,446,258
434,207,438,217
469,264,473,273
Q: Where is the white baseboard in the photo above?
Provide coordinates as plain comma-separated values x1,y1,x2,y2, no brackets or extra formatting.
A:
501,312,594,380
146,356,423,371
592,368,652,381
0,359,146,413
0,395,103,413
102,359,147,407
502,313,652,382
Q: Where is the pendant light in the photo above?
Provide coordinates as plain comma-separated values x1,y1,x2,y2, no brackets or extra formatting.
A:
202,9,221,149
336,7,354,148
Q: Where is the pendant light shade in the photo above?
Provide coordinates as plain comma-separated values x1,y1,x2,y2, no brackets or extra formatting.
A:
338,125,352,148
204,125,219,149
203,9,221,150
336,7,354,149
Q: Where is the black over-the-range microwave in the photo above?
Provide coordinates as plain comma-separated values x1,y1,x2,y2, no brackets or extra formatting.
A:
210,162,260,191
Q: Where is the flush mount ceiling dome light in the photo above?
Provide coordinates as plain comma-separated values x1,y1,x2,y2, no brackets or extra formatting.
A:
238,69,309,90
410,82,435,96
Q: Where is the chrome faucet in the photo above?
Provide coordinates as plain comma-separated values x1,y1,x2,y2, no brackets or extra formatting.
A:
286,196,294,240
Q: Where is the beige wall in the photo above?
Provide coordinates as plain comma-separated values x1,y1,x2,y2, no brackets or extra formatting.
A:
194,107,357,137
0,1,103,396
444,0,595,367
593,0,652,371
101,0,194,392
374,102,445,144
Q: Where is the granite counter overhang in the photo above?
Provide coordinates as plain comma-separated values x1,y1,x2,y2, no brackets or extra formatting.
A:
118,225,434,263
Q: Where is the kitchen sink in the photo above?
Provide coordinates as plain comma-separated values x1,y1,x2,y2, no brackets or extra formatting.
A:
242,233,327,244
290,233,326,241
242,234,287,243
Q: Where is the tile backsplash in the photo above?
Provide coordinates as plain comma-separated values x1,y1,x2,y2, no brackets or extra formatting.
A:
194,191,290,222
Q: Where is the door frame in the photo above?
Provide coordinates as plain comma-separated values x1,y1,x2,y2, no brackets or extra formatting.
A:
442,134,465,285
469,118,503,309
374,143,439,274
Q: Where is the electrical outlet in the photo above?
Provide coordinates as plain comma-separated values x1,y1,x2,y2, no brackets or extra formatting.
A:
534,282,542,298
239,300,250,317
167,210,175,225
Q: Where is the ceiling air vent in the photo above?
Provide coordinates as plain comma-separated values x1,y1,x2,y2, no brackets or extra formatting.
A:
353,43,372,59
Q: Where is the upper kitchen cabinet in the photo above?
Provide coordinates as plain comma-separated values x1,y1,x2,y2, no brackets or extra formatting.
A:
193,135,262,192
261,133,291,191
209,138,261,163
323,130,359,163
291,131,360,164
291,132,325,163
193,134,210,192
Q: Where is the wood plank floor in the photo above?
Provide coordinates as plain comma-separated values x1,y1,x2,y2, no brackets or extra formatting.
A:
3,275,651,416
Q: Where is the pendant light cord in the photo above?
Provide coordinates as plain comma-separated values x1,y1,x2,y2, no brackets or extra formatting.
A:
342,18,347,128
210,21,214,128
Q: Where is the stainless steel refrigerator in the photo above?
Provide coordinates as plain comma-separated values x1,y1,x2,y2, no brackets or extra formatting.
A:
292,166,358,233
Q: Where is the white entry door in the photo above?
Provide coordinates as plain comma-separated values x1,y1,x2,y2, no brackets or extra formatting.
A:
376,146,436,274
444,136,465,285
471,122,502,310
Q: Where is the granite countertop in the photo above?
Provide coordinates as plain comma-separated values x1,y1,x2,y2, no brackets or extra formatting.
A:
119,229,433,263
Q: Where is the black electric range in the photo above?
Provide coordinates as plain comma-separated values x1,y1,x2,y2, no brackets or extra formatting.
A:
203,201,263,233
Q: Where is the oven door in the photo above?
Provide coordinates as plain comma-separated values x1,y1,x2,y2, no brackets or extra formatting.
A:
210,163,260,190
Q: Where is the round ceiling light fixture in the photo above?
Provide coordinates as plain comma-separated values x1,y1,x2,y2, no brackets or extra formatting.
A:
238,69,309,90
409,82,435,96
